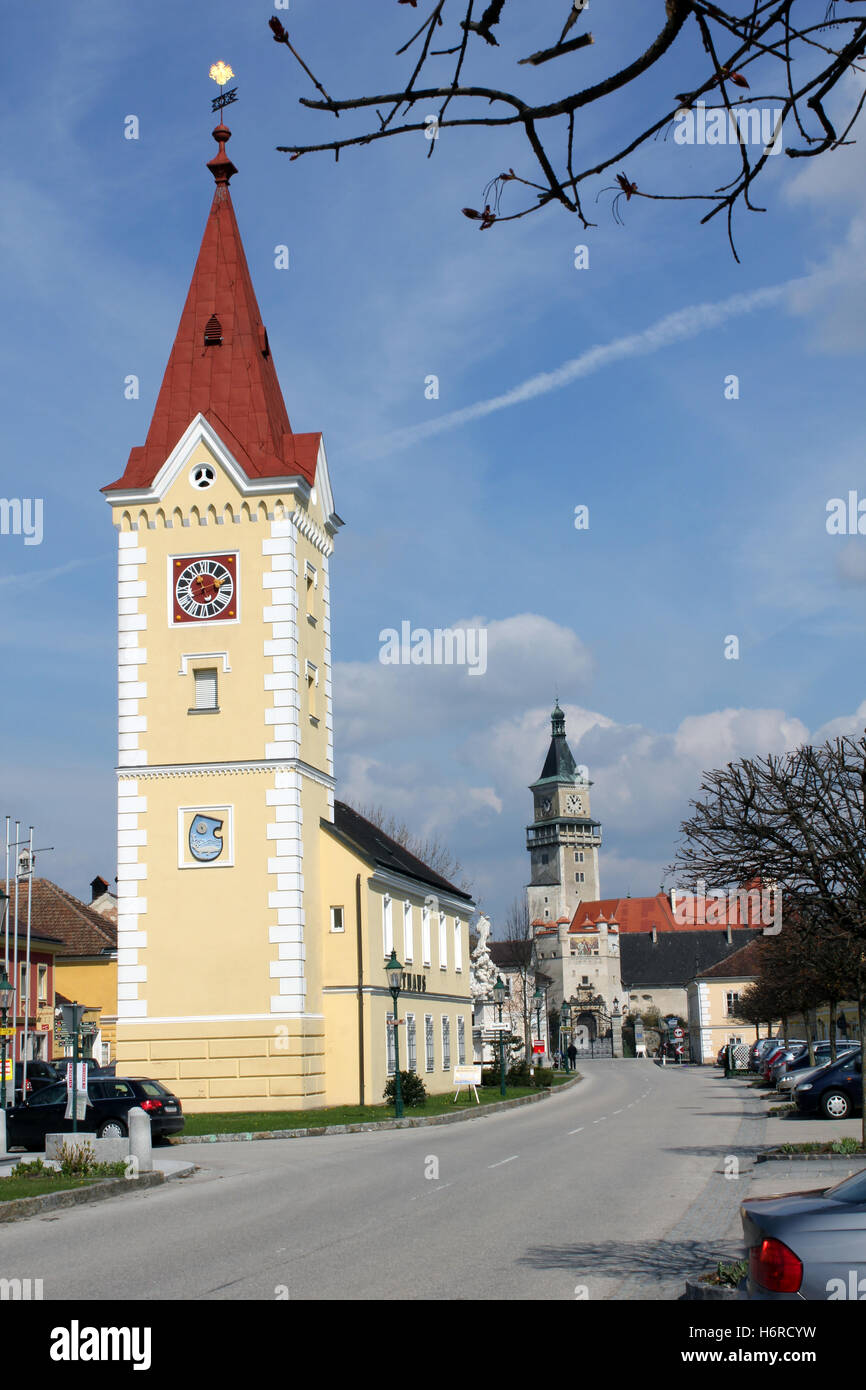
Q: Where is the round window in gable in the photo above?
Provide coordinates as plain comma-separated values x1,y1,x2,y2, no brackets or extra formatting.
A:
190,463,216,490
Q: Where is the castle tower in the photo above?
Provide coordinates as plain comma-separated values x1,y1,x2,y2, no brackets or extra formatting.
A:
526,702,602,926
101,122,341,1111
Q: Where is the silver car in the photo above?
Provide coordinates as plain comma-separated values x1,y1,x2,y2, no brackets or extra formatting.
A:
741,1164,866,1299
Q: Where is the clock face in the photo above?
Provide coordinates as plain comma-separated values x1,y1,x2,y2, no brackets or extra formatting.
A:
173,554,237,623
566,793,583,814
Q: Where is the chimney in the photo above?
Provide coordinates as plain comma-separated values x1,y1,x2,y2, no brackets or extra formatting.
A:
726,921,732,945
651,924,657,944
90,875,109,903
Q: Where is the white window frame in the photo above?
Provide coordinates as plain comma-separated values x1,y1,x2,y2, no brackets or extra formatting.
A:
457,1015,466,1065
406,1012,417,1071
442,1016,451,1070
421,904,431,966
330,906,344,933
382,894,393,957
424,1014,435,1072
37,964,48,1004
403,901,413,962
438,912,448,971
453,918,463,972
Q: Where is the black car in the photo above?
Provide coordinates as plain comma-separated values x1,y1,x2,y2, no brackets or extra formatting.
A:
11,1060,64,1104
794,1051,863,1120
6,1076,184,1150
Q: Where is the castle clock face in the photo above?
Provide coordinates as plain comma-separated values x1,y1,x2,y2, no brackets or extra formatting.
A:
172,554,237,624
566,793,583,814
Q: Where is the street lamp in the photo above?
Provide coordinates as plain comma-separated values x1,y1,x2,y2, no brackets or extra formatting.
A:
385,949,404,1118
561,999,572,1072
532,986,544,1056
492,975,507,1096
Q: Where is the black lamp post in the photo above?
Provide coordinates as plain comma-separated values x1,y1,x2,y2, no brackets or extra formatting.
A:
533,986,544,1057
385,949,404,1119
492,975,507,1096
561,999,572,1071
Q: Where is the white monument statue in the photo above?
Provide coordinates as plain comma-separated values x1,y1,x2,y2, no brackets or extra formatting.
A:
470,914,497,1000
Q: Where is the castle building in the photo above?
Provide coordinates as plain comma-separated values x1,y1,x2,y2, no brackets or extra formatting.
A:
100,119,473,1111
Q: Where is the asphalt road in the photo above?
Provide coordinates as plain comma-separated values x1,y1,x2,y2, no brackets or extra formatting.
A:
2,1061,769,1301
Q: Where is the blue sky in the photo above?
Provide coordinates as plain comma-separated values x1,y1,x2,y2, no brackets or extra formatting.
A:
1,1,865,922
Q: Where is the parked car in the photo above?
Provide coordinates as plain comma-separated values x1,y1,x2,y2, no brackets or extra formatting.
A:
750,1038,783,1071
772,1041,847,1089
5,1076,184,1150
778,1046,861,1096
741,1162,866,1299
11,1060,64,1104
50,1056,117,1080
762,1042,806,1081
794,1051,863,1120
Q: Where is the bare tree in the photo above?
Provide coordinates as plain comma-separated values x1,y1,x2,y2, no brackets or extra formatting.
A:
497,893,536,1056
268,3,866,259
348,801,471,890
671,730,866,1141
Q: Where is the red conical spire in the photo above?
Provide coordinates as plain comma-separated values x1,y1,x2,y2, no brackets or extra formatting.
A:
104,123,319,492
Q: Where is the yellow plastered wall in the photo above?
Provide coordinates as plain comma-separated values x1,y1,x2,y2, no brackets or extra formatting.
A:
54,958,118,1058
321,825,474,1106
110,437,334,1112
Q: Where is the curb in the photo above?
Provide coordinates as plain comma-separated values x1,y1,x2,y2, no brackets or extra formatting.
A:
756,1150,866,1164
0,1171,165,1224
170,1075,583,1146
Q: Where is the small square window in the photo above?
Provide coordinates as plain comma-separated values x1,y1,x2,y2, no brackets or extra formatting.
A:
330,906,344,933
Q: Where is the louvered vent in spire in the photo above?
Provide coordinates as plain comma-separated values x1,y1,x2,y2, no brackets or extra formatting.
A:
204,314,222,346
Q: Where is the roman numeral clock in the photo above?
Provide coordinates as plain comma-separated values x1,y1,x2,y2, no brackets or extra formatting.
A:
172,554,237,623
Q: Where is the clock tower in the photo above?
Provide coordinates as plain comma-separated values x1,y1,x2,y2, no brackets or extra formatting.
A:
101,120,341,1110
526,703,602,926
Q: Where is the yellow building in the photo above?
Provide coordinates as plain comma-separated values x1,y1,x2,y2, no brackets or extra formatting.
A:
100,119,473,1112
322,802,474,1106
687,938,763,1063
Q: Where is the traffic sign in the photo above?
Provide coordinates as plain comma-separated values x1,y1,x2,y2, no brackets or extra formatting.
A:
673,1027,684,1039
0,1027,16,1038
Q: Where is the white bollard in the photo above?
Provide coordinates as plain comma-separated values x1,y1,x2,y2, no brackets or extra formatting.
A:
0,1109,7,1158
128,1105,153,1173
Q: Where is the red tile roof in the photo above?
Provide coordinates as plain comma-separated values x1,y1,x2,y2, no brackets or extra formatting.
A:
7,880,117,959
104,125,319,493
560,892,771,935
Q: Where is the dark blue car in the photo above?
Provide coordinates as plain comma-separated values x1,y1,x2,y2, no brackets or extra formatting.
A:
794,1051,863,1120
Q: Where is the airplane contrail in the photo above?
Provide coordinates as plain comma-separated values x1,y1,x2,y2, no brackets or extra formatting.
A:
360,278,799,458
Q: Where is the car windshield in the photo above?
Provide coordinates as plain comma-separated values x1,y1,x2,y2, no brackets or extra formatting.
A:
827,1167,866,1205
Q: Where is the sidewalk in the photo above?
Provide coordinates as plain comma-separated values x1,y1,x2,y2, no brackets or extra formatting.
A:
0,1149,195,1179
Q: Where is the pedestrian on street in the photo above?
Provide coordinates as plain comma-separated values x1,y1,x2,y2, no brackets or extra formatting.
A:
553,1050,561,1069
567,1043,578,1068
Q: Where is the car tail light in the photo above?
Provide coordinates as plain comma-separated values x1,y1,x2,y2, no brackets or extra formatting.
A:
139,1099,163,1112
750,1238,803,1293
